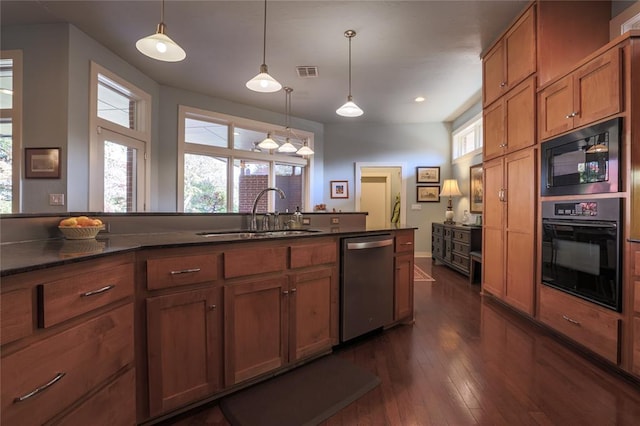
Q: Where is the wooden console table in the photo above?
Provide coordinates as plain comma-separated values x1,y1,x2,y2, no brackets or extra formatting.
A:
432,223,482,278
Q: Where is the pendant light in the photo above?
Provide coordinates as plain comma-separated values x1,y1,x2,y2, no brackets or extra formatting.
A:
258,132,279,150
246,0,282,93
336,30,363,117
136,0,186,62
278,87,297,153
296,139,314,156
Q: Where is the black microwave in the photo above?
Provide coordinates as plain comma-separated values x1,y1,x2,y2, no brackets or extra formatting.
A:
541,118,622,196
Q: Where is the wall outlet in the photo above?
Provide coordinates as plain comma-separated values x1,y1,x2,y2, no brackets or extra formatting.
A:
302,217,311,225
331,217,340,224
411,204,422,210
49,194,65,206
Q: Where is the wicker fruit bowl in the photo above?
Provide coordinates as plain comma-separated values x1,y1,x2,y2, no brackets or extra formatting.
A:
58,225,105,240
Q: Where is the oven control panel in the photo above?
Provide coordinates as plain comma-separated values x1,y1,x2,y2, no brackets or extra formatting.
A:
554,201,598,216
542,198,621,222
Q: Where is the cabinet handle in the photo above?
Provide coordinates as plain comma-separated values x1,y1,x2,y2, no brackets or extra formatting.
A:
562,314,581,326
290,288,297,294
498,189,504,201
502,188,507,202
209,304,217,310
565,111,578,118
14,372,66,403
401,242,413,245
499,143,507,148
499,82,506,87
80,284,115,297
170,268,201,275
282,290,289,295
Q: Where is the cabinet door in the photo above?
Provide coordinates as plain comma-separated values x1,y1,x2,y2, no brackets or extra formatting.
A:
224,277,288,385
539,75,573,140
573,47,622,128
505,77,536,153
483,41,506,107
483,99,505,160
504,149,536,315
146,287,222,416
504,5,536,89
394,253,414,321
482,158,505,298
289,267,336,362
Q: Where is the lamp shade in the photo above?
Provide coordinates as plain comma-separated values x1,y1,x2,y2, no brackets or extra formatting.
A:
136,27,186,62
246,64,282,93
296,140,314,156
258,133,279,150
278,138,297,153
440,179,462,197
336,96,364,117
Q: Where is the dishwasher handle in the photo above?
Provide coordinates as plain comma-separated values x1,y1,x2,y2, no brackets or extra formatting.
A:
346,238,394,250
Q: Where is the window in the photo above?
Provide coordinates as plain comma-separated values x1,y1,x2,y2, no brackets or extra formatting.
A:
90,62,150,211
178,106,313,213
452,114,482,160
0,51,22,213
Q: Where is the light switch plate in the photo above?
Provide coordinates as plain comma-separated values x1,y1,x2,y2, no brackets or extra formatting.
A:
411,204,422,210
49,194,65,206
331,217,340,224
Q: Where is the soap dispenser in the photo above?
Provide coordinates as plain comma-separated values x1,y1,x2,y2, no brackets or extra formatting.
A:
292,206,303,229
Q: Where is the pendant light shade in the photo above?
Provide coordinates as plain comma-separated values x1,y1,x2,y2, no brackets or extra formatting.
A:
246,0,282,93
136,1,186,62
258,132,279,150
336,30,363,117
278,87,296,152
278,138,297,153
296,139,314,156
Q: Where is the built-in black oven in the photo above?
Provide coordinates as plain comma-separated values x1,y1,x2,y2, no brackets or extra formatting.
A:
541,117,621,196
541,198,622,312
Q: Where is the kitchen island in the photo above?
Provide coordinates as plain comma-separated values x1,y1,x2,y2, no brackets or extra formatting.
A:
0,215,415,425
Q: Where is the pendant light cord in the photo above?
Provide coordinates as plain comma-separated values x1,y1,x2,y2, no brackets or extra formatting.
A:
262,0,268,65
160,0,165,24
348,35,352,97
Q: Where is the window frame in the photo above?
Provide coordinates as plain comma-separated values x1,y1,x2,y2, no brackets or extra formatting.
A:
177,105,313,213
89,61,151,211
452,112,483,162
0,50,23,213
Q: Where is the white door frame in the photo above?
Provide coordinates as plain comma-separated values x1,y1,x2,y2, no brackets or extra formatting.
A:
355,162,407,225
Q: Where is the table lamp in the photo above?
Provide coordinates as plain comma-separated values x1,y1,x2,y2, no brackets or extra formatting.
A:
440,179,462,224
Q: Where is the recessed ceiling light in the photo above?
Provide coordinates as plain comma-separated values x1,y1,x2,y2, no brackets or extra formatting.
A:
414,96,425,103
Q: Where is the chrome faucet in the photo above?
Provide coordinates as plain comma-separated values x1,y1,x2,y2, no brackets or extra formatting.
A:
250,187,286,231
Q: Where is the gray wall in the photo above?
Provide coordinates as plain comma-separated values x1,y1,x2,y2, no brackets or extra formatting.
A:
324,122,451,256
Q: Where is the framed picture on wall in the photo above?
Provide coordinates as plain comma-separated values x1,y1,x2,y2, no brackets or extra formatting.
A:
416,166,440,183
330,180,349,199
417,186,440,202
470,164,483,213
25,147,60,179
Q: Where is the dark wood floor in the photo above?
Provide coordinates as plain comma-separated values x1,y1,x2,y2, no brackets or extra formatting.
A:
168,258,640,425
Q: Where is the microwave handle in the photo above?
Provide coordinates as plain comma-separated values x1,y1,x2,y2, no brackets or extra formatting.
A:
543,220,617,228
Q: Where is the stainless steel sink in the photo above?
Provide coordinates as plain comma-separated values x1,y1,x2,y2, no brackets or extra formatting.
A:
196,229,320,238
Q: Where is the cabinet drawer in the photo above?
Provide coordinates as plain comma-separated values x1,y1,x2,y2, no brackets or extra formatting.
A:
432,245,443,259
452,230,470,244
1,303,133,426
451,253,469,272
432,225,443,236
395,231,414,253
451,241,470,256
1,288,33,345
224,247,287,278
147,254,218,290
539,286,620,364
39,263,133,328
290,242,337,269
444,228,452,238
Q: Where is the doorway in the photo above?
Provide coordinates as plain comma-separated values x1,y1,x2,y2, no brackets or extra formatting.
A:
355,163,405,229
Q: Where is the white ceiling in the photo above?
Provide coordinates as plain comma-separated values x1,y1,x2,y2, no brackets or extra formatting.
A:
0,0,529,124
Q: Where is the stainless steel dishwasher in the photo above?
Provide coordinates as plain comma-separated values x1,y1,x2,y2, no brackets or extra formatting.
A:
340,234,394,342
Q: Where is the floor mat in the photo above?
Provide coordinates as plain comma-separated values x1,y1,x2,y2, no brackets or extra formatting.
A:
414,265,435,281
219,355,380,426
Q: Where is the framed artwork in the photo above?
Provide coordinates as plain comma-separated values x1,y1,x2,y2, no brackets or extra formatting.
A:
416,166,440,183
330,180,349,199
417,186,440,203
25,148,60,179
470,164,483,213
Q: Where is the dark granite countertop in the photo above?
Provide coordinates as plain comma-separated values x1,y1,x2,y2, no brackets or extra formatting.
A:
0,226,415,276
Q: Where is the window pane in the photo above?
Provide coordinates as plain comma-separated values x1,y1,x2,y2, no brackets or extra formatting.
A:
184,153,228,212
104,141,137,212
0,59,13,109
234,126,270,152
185,117,228,148
0,119,12,213
234,159,269,213
275,163,303,212
98,75,135,129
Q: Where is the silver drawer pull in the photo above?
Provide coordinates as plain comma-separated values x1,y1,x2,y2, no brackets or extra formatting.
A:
562,315,581,325
14,372,66,403
80,284,115,297
170,268,201,275
401,242,413,245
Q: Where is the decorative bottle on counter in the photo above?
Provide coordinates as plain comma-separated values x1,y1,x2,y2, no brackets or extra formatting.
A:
292,206,303,229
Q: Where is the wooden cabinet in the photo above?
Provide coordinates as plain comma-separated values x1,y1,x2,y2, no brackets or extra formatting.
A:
482,149,536,316
394,230,415,322
146,287,223,417
539,47,622,140
483,76,536,160
539,285,620,364
0,254,135,426
483,4,536,107
432,224,481,277
631,244,640,376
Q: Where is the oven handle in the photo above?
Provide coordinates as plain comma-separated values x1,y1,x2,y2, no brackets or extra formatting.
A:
542,220,617,228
